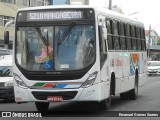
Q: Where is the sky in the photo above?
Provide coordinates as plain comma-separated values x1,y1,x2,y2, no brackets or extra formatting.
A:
112,0,160,32
52,0,160,34
52,0,66,5
90,0,160,34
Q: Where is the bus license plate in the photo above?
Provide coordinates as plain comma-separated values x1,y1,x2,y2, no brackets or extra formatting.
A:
47,96,62,102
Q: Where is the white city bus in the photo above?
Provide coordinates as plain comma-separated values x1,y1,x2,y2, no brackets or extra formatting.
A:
5,5,147,111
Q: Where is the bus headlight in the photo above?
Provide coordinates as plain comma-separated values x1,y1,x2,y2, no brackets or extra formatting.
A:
4,80,13,87
82,71,98,88
14,74,28,89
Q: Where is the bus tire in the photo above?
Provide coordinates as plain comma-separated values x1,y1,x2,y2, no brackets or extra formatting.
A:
120,92,129,100
99,84,112,110
99,96,111,110
35,102,49,111
129,74,138,100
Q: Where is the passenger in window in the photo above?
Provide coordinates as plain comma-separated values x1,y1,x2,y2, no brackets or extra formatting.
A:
40,30,53,59
40,27,61,59
41,43,53,57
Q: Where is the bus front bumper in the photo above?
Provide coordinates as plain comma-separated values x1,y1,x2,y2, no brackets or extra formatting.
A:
14,83,103,103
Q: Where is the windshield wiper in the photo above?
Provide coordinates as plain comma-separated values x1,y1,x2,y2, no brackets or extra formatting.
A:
35,24,49,55
57,22,76,45
3,69,10,76
35,25,49,46
57,22,76,55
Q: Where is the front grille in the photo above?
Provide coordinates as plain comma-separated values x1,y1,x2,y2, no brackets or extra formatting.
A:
32,91,78,100
0,83,5,87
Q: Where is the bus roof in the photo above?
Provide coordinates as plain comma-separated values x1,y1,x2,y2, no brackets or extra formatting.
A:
17,5,144,27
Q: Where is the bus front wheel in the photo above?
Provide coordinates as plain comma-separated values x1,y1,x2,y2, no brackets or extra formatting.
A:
35,102,49,111
120,92,129,100
99,97,111,110
99,87,111,110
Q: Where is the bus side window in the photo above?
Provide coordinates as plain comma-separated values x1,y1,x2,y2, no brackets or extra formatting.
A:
140,28,146,51
131,25,137,51
136,27,142,51
144,40,147,51
119,22,126,50
141,40,144,51
142,29,146,51
106,19,114,50
113,21,120,50
126,24,132,50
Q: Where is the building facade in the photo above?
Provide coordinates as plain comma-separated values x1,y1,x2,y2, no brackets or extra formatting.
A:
145,30,160,60
145,30,158,46
0,0,49,49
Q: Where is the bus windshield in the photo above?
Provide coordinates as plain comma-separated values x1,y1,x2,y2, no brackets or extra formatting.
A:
16,24,95,71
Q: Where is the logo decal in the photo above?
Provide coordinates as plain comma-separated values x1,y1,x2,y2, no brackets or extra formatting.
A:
44,60,52,70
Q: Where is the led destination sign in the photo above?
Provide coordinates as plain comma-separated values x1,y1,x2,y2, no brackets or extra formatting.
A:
27,11,83,21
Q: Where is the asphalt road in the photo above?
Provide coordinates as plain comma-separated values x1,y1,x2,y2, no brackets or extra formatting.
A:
0,76,160,120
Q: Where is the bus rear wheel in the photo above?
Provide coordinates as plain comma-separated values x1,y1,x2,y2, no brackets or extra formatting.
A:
35,102,49,111
120,92,129,100
129,74,138,100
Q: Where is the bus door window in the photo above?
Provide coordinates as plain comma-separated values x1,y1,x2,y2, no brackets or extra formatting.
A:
99,25,107,68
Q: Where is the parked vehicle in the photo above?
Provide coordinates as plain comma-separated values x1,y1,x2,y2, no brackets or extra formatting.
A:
0,55,14,100
0,48,12,56
147,61,160,76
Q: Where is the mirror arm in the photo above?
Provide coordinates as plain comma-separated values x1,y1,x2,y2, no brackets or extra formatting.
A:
4,20,14,31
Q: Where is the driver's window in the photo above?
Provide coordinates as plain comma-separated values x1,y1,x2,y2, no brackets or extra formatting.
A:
99,26,107,55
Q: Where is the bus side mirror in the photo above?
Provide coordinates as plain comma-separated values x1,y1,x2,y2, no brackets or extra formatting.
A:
102,27,107,40
4,31,9,44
